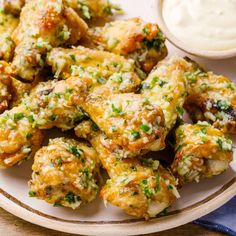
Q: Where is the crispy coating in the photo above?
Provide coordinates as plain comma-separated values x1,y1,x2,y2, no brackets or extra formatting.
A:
10,75,43,107
64,0,122,20
0,76,88,168
0,10,19,61
0,61,13,113
184,61,236,134
2,0,25,16
141,57,192,133
75,120,179,219
171,122,233,185
47,46,139,80
11,0,88,81
0,106,44,168
85,18,167,75
29,138,100,209
82,93,166,155
22,77,86,130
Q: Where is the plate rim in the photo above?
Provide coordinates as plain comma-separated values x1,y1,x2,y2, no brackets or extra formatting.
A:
0,177,235,235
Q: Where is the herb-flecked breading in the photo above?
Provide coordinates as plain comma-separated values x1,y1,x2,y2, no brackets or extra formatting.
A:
47,46,139,80
75,120,179,219
184,61,236,134
0,9,19,61
29,137,100,209
171,122,233,185
141,57,192,135
11,0,88,81
84,18,167,75
64,0,123,20
0,106,44,168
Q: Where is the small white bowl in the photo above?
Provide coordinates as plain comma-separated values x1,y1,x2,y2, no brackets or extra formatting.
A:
155,0,236,59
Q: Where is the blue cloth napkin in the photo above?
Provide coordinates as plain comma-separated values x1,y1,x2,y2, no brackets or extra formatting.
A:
194,197,236,235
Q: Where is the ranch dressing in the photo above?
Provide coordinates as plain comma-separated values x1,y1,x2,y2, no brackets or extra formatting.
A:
162,0,236,51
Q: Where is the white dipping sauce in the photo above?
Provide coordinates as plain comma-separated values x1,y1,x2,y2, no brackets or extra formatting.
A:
162,0,236,51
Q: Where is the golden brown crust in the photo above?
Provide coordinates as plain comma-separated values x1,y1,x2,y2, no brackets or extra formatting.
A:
75,120,179,219
29,137,100,209
184,60,236,134
11,0,88,81
85,17,167,74
171,123,233,185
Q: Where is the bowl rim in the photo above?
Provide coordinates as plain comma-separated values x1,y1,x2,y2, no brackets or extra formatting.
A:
155,0,236,59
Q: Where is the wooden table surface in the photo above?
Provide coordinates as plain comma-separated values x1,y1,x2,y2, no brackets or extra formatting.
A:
0,207,225,236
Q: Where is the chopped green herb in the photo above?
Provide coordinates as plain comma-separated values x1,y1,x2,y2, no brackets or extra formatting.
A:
26,133,33,140
111,104,124,115
176,106,184,116
155,174,160,192
91,122,99,132
55,158,63,166
184,69,206,83
53,202,62,207
69,146,83,158
28,191,36,197
27,115,34,123
49,114,57,121
131,130,140,140
158,80,167,87
14,113,24,122
140,124,151,132
216,100,230,111
216,138,223,149
142,26,150,35
97,77,106,84
111,125,117,132
69,54,76,61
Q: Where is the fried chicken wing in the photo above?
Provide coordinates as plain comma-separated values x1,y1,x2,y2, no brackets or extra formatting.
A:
82,93,166,154
2,0,25,16
0,106,44,168
29,138,100,209
0,10,19,61
141,57,192,133
47,46,139,80
171,122,233,185
22,77,86,130
85,18,167,75
11,0,88,81
64,0,122,20
184,60,236,134
75,120,179,219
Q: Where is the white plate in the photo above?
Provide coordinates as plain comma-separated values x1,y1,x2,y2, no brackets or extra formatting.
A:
0,0,235,235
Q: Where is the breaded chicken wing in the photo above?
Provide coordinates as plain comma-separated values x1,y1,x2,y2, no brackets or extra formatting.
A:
47,46,139,80
0,10,18,61
11,0,88,81
64,0,122,20
21,77,86,130
2,0,25,16
82,93,166,155
184,60,236,134
29,138,100,209
141,57,192,133
171,122,233,185
0,106,44,168
75,120,179,219
85,18,167,75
